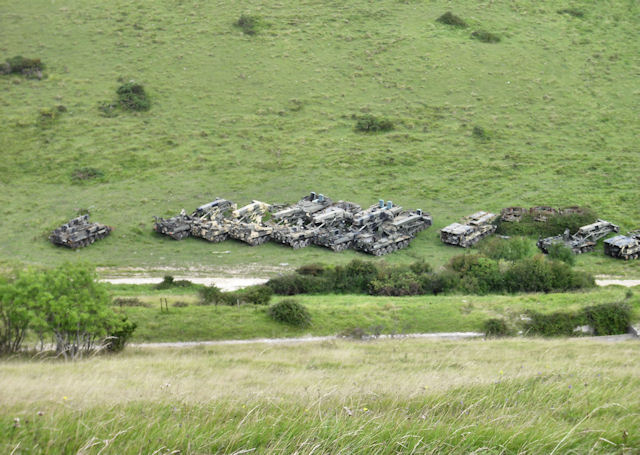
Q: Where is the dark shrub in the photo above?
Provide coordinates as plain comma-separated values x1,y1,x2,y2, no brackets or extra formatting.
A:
199,285,222,305
483,318,511,337
479,236,533,261
370,269,422,296
409,260,433,275
104,315,137,352
71,167,104,183
547,243,575,265
421,270,460,295
267,274,329,295
436,12,467,28
447,254,502,294
354,115,394,133
155,275,192,290
296,263,326,276
117,81,150,111
557,8,584,18
172,301,188,307
1,56,44,78
503,255,592,293
112,297,149,308
495,207,597,237
472,125,490,140
238,285,273,305
268,299,311,327
583,302,630,335
335,260,379,293
523,310,584,336
235,14,261,35
471,30,501,43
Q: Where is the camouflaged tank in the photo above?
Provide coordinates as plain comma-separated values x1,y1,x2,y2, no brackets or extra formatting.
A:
227,200,274,246
500,207,527,222
189,198,237,242
604,230,640,260
311,201,362,251
353,206,432,256
270,192,333,249
153,201,222,240
537,219,620,254
530,206,558,222
50,214,112,249
440,211,497,248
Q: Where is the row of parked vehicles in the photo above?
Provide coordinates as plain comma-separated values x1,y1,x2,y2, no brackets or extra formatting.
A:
49,197,639,260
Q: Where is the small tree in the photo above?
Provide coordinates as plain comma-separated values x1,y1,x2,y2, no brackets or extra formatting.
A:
199,284,223,305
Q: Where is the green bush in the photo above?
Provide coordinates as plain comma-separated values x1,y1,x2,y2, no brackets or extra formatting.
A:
155,275,193,290
199,285,222,305
471,30,501,43
436,12,467,28
1,56,44,78
238,285,273,305
447,254,502,294
583,302,630,336
235,14,261,35
472,125,490,140
478,236,533,261
523,310,583,336
112,297,149,308
483,318,511,337
370,269,422,296
104,315,137,352
296,263,326,276
354,115,394,133
495,208,597,237
117,82,150,111
547,243,576,265
268,299,311,327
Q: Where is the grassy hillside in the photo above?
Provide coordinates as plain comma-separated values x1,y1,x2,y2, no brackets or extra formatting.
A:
1,0,639,274
2,338,639,453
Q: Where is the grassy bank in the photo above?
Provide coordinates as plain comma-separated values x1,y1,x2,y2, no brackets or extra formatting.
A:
1,0,639,276
117,286,640,342
1,338,639,453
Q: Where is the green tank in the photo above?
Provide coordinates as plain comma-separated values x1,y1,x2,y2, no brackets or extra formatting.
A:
50,215,112,249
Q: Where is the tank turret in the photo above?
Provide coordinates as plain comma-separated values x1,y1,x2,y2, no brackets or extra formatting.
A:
440,211,497,247
537,219,620,254
50,215,112,249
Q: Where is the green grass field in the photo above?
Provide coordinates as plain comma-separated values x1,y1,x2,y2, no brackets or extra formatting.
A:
2,338,639,453
1,0,639,276
111,285,639,342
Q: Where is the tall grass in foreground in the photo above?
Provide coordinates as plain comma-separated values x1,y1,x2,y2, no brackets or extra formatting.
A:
1,338,638,453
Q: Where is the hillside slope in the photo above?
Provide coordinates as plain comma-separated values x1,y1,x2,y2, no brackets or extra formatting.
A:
1,0,638,273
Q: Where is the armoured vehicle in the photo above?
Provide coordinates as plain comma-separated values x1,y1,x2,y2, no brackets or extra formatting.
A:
440,211,498,247
537,219,620,254
354,208,432,256
228,200,274,246
153,200,227,240
530,206,558,222
500,207,526,222
270,192,333,248
604,230,640,260
312,201,362,251
189,198,237,242
50,215,112,249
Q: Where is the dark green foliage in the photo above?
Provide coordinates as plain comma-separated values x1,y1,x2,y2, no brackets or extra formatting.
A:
155,275,193,290
268,299,311,327
583,302,630,336
370,268,423,296
104,315,137,352
237,285,273,305
198,285,222,305
333,260,379,293
71,167,104,183
479,236,533,261
436,12,467,28
524,310,583,336
117,82,150,111
495,208,597,237
235,14,261,35
547,243,576,265
504,255,594,293
483,318,511,337
557,8,584,18
0,56,43,78
112,297,149,308
447,254,502,295
354,115,394,133
471,30,501,43
296,263,326,276
472,125,490,140
172,301,188,308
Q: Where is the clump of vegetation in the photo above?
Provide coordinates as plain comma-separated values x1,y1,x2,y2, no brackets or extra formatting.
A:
0,55,44,79
155,275,193,290
98,101,118,117
104,315,137,352
478,236,533,261
471,30,501,43
172,301,188,308
71,167,104,183
472,125,491,140
234,14,261,35
436,12,467,28
547,243,576,266
268,299,311,327
483,318,512,337
220,285,273,306
557,8,584,18
583,302,630,336
523,302,630,337
199,284,223,305
112,297,149,308
496,207,597,237
354,115,394,133
117,81,150,111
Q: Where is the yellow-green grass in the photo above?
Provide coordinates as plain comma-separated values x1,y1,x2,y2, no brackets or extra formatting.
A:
2,338,639,453
0,0,639,276
119,286,639,342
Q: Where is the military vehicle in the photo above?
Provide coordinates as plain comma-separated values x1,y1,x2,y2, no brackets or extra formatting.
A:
353,208,432,256
604,230,640,260
500,207,526,222
189,198,237,242
228,200,274,246
312,201,362,251
440,211,498,247
537,219,620,254
530,206,558,222
154,200,227,240
270,192,333,248
50,215,112,249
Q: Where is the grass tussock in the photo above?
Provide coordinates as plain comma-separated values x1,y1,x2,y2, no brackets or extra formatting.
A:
558,8,585,18
0,338,638,453
471,30,501,43
436,12,467,28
